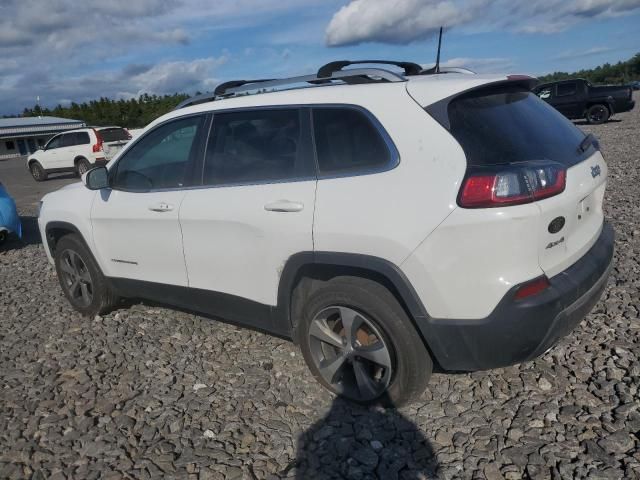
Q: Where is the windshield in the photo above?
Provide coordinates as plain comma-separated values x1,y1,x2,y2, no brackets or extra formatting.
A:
447,89,592,166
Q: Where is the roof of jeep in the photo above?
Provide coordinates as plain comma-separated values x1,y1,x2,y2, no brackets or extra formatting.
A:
150,73,517,128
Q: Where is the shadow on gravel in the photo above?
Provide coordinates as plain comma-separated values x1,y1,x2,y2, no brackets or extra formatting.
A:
0,215,41,252
290,394,439,479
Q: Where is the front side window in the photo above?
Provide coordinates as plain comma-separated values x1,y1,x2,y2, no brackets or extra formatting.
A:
312,107,392,176
112,115,205,191
537,88,552,100
46,135,63,150
556,83,576,97
203,109,311,186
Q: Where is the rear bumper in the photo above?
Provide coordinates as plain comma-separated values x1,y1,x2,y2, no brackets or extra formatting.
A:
423,221,614,371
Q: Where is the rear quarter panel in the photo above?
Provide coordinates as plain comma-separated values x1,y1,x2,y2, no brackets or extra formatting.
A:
312,85,465,266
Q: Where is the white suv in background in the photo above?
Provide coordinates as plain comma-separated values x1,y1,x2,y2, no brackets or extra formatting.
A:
27,126,131,181
37,61,614,405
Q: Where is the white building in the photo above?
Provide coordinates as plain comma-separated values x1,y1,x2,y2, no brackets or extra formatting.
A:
0,117,85,159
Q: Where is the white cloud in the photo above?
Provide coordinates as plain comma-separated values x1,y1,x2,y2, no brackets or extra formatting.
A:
326,0,473,46
325,0,640,45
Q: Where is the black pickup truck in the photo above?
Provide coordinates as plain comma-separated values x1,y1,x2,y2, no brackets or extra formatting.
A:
533,78,635,124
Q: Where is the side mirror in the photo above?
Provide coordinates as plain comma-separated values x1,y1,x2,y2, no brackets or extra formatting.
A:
83,166,109,190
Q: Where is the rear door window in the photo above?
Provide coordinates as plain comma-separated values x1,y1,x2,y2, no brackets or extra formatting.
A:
312,107,393,176
203,108,313,186
447,89,588,167
60,133,75,148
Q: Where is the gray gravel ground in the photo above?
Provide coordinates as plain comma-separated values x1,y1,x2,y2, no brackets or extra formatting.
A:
1,95,639,479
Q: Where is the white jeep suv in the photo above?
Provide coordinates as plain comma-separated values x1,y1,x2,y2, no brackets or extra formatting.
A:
37,61,614,405
27,126,131,181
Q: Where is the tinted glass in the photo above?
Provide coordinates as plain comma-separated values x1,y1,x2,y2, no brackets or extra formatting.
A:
100,128,130,142
203,109,311,185
60,134,75,147
113,115,204,191
313,108,390,175
556,83,576,97
76,132,91,145
46,135,62,149
447,90,587,166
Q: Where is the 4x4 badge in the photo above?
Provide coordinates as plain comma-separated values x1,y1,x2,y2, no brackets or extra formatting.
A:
591,165,601,178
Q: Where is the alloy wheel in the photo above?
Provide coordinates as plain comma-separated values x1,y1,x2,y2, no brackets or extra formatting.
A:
59,249,93,307
308,306,393,402
589,106,606,123
31,165,41,180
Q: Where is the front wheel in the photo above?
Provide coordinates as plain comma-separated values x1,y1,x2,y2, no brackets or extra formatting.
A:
296,276,432,406
54,234,118,316
29,162,48,182
586,104,610,124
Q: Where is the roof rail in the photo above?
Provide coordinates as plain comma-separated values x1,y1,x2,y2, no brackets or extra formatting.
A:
174,67,406,110
421,66,476,75
318,60,423,78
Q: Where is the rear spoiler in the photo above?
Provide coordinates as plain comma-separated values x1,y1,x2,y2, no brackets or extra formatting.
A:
425,76,540,130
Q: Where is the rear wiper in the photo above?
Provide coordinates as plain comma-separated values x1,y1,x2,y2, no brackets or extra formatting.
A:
578,133,599,153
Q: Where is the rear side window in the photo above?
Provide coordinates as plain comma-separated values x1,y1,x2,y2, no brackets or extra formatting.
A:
203,109,313,186
312,108,392,176
556,83,576,97
447,90,587,166
99,128,130,142
76,132,90,145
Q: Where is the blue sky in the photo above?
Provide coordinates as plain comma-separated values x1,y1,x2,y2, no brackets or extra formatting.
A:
0,0,639,115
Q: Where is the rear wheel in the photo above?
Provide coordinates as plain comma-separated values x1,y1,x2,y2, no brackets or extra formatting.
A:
54,234,118,316
29,161,47,182
296,276,432,406
76,158,91,176
586,104,609,124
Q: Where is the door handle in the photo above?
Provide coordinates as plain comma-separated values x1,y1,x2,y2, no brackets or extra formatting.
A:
264,200,304,212
148,202,174,212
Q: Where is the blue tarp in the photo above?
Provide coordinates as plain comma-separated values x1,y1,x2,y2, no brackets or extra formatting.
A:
0,183,21,238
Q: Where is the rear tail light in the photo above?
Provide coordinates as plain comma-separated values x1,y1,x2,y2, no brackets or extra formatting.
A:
458,161,566,208
514,276,550,300
92,129,104,153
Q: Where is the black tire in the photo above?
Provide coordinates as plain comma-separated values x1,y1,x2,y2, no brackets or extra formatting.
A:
296,276,432,407
54,234,118,316
586,104,610,125
0,230,7,245
76,157,91,177
29,161,48,182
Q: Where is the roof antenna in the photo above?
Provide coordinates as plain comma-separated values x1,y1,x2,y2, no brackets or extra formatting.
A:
434,26,443,73
422,26,444,75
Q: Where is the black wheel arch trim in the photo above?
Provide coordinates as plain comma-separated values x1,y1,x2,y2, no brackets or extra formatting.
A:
44,221,90,256
277,252,431,327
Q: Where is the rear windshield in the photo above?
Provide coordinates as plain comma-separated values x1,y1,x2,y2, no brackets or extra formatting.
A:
447,89,589,166
99,128,130,142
